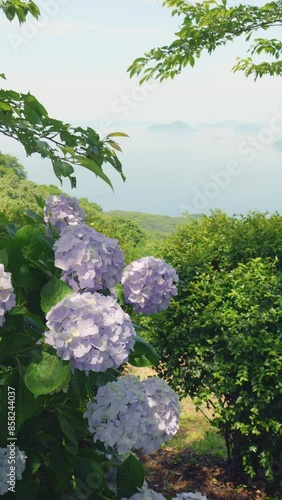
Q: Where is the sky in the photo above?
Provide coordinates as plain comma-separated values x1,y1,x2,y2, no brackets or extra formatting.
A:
0,0,281,216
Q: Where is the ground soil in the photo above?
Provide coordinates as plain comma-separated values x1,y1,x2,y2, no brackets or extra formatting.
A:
139,448,282,500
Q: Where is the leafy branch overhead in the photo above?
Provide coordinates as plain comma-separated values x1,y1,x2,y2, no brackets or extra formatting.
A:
0,2,127,188
128,0,282,81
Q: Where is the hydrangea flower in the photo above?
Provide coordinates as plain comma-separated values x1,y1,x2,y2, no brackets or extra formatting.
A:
0,447,27,496
122,484,166,500
0,264,16,327
121,256,178,315
44,194,85,235
44,292,135,373
172,494,209,500
84,375,180,454
142,377,180,450
54,224,125,292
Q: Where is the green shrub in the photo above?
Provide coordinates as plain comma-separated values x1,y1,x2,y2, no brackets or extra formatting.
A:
147,211,282,491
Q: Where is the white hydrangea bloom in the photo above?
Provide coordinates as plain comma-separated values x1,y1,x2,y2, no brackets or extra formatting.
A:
121,484,166,499
0,447,27,496
84,375,180,454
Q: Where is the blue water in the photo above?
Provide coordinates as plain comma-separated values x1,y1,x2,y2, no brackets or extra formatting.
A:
1,122,282,216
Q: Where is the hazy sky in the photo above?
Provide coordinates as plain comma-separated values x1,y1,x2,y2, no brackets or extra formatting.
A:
0,0,281,215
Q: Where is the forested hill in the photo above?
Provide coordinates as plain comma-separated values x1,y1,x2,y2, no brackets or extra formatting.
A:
106,210,201,236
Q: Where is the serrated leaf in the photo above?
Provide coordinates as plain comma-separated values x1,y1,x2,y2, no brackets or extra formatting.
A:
24,352,70,398
41,277,72,313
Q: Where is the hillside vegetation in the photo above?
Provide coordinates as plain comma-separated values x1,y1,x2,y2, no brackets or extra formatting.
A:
106,210,201,239
0,151,198,262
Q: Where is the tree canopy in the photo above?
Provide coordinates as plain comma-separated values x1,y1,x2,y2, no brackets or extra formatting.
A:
0,150,26,179
0,1,126,190
128,0,282,82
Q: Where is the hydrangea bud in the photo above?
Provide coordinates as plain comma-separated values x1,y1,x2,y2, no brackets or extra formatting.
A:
121,257,178,315
84,375,180,454
122,485,166,500
44,292,135,373
0,264,16,327
44,194,85,235
172,494,209,500
54,224,125,292
0,447,27,496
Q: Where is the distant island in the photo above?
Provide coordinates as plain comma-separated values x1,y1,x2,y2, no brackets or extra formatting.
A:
147,120,195,134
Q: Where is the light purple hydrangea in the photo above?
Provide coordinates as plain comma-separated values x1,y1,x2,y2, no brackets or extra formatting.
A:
84,375,180,454
142,377,180,450
122,485,166,500
0,447,27,496
44,194,85,235
121,256,178,315
54,223,125,292
44,292,135,373
0,264,16,327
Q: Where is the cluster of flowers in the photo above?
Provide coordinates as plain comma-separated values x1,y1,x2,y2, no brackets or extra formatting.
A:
84,375,180,454
122,256,178,315
0,447,27,496
44,292,136,372
44,195,178,314
54,223,125,293
123,487,209,500
43,195,179,376
0,264,16,327
44,194,85,235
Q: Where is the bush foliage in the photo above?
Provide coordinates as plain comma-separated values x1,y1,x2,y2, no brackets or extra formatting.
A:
148,211,282,490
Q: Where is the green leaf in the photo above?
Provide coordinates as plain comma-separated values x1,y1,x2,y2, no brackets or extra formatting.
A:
57,407,86,449
116,454,144,500
0,334,34,364
0,249,8,268
41,277,72,313
0,102,11,111
128,335,161,367
74,457,105,495
0,74,6,80
24,352,70,398
57,412,78,446
53,159,74,178
13,225,45,260
75,155,114,190
95,370,118,388
106,132,129,138
17,375,39,428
